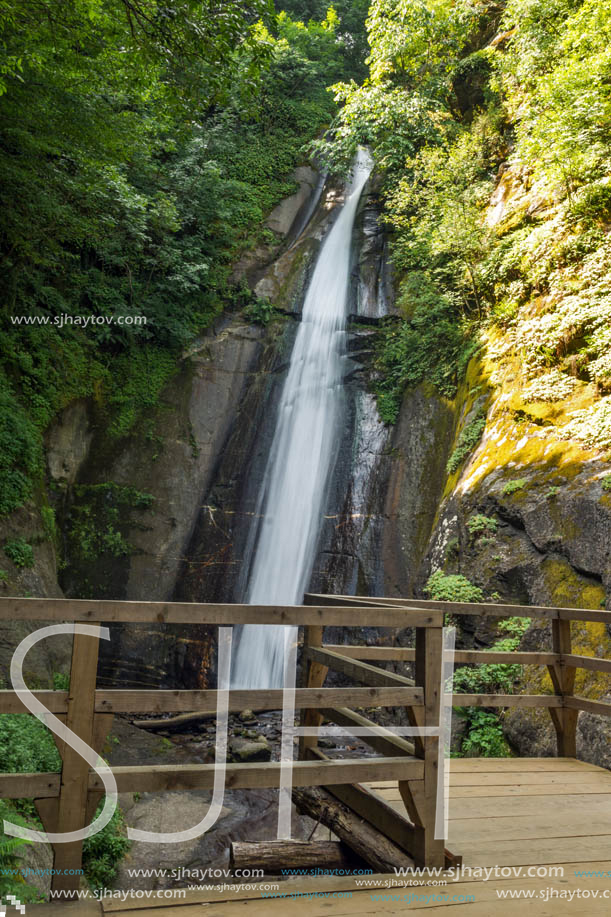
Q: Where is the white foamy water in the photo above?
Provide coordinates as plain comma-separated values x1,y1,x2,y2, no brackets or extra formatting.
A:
232,149,373,689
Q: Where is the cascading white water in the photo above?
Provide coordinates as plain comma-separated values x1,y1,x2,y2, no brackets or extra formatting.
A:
232,149,373,689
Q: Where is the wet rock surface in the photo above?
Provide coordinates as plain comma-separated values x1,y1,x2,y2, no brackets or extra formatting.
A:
107,714,375,890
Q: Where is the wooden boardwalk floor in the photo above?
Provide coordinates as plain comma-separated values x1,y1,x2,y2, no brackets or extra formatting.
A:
32,758,611,916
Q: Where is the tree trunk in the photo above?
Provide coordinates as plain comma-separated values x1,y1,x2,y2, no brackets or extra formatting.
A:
292,785,413,872
230,840,355,873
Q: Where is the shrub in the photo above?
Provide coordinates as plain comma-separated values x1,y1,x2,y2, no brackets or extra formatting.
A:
82,803,130,891
373,303,479,425
67,483,154,563
0,800,40,903
447,407,487,474
452,617,530,696
0,389,42,516
523,369,576,403
0,713,129,888
3,539,34,569
244,297,275,326
458,709,511,757
502,478,527,496
602,476,611,492
466,514,498,538
52,672,70,691
561,398,611,451
425,571,484,603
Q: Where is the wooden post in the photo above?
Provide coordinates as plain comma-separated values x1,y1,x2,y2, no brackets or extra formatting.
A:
399,625,445,868
50,626,101,896
548,619,578,757
298,625,328,758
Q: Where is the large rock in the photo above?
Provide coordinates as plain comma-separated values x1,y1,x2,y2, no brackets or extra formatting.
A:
265,166,319,237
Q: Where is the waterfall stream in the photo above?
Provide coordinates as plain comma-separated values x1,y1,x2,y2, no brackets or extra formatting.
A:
232,149,373,689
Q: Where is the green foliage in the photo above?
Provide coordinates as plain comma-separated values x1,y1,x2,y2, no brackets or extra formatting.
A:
453,615,530,703
0,387,43,516
425,571,484,603
52,672,70,691
560,398,611,451
0,713,129,889
82,803,130,891
602,476,611,492
0,714,61,784
41,505,57,542
502,478,528,496
497,0,611,198
466,514,497,538
244,297,276,326
0,2,349,515
458,709,512,757
67,483,154,564
373,307,478,424
447,407,487,474
3,539,34,569
0,800,40,903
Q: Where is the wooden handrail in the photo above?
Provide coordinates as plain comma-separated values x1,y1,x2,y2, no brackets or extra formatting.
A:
0,597,442,627
0,685,422,715
305,592,611,624
324,645,611,673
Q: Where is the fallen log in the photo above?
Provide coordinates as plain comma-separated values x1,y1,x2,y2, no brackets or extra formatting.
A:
132,711,216,731
230,840,355,873
292,785,413,872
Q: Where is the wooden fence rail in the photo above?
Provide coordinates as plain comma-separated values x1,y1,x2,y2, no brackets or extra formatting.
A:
0,594,609,895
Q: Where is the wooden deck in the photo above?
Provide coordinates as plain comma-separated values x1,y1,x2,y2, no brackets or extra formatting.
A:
32,757,611,915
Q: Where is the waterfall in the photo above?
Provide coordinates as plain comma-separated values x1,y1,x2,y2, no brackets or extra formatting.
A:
232,149,373,689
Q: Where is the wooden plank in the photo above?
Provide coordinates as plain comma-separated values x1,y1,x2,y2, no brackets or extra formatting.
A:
562,653,611,674
447,757,604,772
550,618,578,756
307,592,611,626
94,686,420,714
305,592,558,620
88,756,424,793
52,625,101,894
559,607,611,623
0,772,60,798
323,646,559,666
30,901,101,916
566,695,611,717
305,647,416,689
376,772,611,798
446,781,611,797
408,624,444,869
324,644,416,661
0,597,443,627
99,861,611,913
448,810,611,842
102,876,396,913
457,835,611,868
452,651,557,666
299,625,326,757
452,694,562,708
446,792,611,820
0,689,69,714
320,707,416,757
446,769,609,786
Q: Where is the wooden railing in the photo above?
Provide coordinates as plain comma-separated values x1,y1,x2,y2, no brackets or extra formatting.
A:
1,595,609,893
0,597,444,894
306,593,611,758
